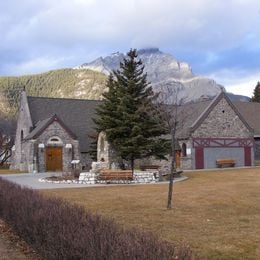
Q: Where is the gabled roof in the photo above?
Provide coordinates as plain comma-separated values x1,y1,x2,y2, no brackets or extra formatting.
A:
25,114,77,140
190,91,253,134
175,92,255,139
27,96,102,152
175,100,212,138
234,101,260,136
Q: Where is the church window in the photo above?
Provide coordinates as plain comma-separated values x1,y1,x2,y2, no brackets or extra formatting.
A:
50,138,59,142
182,143,187,157
21,130,24,141
47,136,63,146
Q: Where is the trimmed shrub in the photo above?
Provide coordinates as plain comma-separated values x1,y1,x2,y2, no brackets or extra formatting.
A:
0,177,192,259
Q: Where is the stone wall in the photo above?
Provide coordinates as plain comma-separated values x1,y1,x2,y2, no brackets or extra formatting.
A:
255,138,260,160
178,139,193,169
78,171,158,184
193,98,252,138
35,121,80,172
97,131,124,168
11,91,33,171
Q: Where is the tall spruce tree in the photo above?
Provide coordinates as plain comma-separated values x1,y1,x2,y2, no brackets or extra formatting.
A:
251,82,260,102
95,49,168,172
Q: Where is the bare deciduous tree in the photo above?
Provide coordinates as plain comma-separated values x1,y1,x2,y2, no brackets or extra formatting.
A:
0,118,15,167
155,86,188,209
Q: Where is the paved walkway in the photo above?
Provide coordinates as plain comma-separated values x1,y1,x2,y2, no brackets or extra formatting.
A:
0,172,187,190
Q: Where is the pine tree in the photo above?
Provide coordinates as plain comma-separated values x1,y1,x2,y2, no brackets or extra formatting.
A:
251,82,260,102
95,49,168,172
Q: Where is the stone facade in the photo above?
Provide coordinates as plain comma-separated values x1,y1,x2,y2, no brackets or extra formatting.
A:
11,92,80,173
97,131,120,168
192,98,252,138
11,90,256,173
35,121,80,172
11,92,33,171
97,131,110,163
178,139,193,170
17,120,80,173
190,95,254,169
255,138,260,161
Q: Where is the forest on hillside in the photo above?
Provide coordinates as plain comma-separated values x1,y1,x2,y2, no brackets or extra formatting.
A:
0,68,107,118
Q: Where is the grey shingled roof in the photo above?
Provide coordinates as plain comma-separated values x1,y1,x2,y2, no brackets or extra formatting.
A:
234,101,260,136
175,99,212,138
25,116,53,140
27,96,102,152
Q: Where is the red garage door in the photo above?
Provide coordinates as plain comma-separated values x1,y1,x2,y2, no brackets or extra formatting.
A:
195,148,204,169
244,147,251,166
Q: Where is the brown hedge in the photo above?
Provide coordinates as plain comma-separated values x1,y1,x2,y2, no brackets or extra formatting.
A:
0,177,192,259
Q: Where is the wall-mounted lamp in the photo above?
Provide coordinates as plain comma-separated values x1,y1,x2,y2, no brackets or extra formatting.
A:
38,143,45,152
65,143,72,149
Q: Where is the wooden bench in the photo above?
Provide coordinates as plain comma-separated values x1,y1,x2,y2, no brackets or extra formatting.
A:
98,170,133,182
216,159,235,168
139,165,160,171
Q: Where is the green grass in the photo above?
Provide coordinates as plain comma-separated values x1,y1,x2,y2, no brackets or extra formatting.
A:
43,168,260,259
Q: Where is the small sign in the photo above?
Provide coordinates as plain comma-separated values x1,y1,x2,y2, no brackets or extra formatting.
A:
71,160,80,164
187,148,191,155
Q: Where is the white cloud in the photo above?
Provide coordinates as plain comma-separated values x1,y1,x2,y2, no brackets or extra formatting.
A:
2,0,260,51
0,0,260,97
3,56,70,76
207,69,260,97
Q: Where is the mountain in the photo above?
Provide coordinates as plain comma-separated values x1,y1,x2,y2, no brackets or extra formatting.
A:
226,92,250,102
76,48,224,103
0,48,250,118
0,69,107,117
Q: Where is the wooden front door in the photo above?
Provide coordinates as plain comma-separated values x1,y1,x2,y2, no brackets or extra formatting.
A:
46,147,62,171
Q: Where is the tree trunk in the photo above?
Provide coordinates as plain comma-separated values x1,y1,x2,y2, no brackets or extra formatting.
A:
167,132,176,209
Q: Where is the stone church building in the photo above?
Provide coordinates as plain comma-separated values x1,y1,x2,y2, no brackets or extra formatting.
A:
11,91,101,172
11,90,260,172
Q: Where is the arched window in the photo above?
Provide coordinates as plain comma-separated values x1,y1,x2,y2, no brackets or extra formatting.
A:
182,143,187,157
47,136,63,146
21,130,24,141
50,138,59,142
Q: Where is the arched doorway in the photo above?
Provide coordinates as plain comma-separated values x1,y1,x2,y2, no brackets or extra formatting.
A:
45,136,63,171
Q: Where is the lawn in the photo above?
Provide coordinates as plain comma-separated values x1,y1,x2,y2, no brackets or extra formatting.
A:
42,168,260,259
0,169,27,174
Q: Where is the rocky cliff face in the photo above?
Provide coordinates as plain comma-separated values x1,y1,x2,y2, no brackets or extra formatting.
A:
76,48,223,103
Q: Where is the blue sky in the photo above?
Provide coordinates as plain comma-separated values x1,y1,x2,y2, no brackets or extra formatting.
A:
1,0,260,97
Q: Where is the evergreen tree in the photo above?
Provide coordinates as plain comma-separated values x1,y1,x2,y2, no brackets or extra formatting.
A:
251,82,260,102
95,49,168,172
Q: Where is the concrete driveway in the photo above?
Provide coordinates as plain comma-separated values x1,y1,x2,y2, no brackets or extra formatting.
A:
0,172,187,190
0,172,97,190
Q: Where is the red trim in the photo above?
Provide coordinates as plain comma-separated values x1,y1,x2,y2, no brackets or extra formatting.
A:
244,147,252,166
193,138,254,148
195,148,204,169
